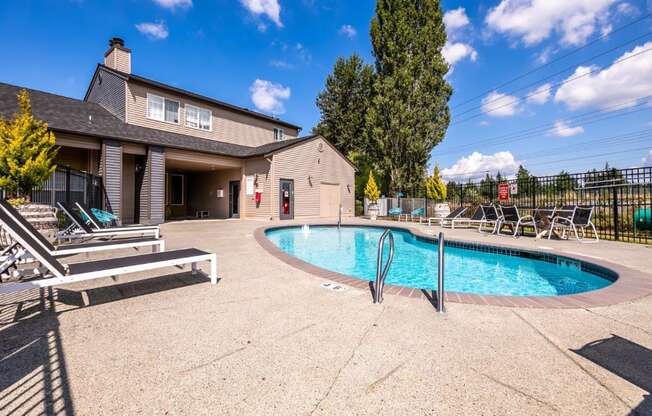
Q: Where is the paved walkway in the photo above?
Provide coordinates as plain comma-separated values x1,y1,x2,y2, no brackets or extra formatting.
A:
1,218,651,415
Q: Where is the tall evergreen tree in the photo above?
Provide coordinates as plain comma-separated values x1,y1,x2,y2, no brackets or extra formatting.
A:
516,164,531,195
0,90,58,200
314,54,374,156
367,0,452,194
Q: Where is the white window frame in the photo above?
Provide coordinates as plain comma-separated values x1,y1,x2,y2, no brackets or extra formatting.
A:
166,173,185,206
146,93,180,125
274,128,284,142
185,104,212,131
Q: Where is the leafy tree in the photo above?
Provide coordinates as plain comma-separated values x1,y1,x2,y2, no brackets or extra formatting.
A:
516,164,531,196
350,151,384,200
366,0,452,194
0,90,58,200
555,170,577,192
314,54,374,156
479,173,496,200
364,171,381,203
425,164,447,201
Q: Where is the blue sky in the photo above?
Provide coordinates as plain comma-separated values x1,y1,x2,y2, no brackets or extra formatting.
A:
1,0,651,180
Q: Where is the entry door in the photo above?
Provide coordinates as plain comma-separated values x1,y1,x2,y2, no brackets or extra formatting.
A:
229,181,240,218
320,183,341,218
279,179,294,220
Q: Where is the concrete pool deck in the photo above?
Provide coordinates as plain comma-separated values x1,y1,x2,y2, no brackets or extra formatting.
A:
1,218,651,415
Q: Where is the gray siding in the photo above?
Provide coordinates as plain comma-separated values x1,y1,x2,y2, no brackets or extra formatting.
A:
87,68,126,121
141,146,166,224
100,140,123,224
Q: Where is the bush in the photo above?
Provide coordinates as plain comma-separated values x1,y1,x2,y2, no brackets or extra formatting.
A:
355,200,364,216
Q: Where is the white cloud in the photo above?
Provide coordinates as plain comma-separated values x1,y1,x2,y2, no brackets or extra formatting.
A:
526,83,552,105
551,120,584,137
269,59,293,69
443,8,477,67
554,41,652,110
135,22,169,40
481,91,520,117
240,0,282,28
617,2,639,16
641,150,652,166
485,0,616,47
535,46,554,64
249,79,290,114
442,42,478,66
339,25,357,38
444,7,471,32
442,151,521,180
152,0,192,9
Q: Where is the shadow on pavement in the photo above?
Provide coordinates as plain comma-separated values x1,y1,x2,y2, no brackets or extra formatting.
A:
572,334,652,416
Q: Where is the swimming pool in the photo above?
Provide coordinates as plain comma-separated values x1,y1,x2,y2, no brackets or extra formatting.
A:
265,225,616,297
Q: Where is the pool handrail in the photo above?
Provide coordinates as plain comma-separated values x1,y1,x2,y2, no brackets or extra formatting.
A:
373,229,395,304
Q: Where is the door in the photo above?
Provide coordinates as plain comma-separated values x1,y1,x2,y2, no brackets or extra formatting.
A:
229,181,240,218
279,179,294,220
320,183,341,218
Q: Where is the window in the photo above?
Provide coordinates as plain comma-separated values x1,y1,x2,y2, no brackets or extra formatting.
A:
185,105,212,131
147,93,179,124
167,173,184,205
274,128,284,141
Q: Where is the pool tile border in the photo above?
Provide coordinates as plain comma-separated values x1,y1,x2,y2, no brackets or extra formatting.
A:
254,223,652,309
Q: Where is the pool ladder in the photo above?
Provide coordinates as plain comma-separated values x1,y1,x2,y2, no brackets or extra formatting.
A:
373,229,395,304
373,230,446,313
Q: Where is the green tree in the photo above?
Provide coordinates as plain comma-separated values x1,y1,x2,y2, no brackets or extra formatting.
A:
0,90,58,200
516,164,531,196
364,171,381,203
314,54,374,156
425,164,447,201
555,170,577,192
366,0,452,194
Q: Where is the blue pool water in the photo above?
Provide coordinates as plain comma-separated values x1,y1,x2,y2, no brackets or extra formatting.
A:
265,226,615,296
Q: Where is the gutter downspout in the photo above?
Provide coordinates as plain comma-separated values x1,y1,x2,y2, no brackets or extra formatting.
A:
266,156,274,220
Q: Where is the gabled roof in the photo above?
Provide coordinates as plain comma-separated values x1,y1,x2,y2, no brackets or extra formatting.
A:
0,82,322,160
86,64,302,131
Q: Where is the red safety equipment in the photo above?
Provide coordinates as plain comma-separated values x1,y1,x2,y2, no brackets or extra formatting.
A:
255,191,262,203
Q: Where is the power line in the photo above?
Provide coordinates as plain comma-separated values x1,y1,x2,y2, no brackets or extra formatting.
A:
435,97,652,157
442,146,651,180
451,11,652,110
453,30,652,119
450,44,652,125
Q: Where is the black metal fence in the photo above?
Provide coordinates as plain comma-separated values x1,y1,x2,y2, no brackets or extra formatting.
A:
444,167,652,244
30,167,105,209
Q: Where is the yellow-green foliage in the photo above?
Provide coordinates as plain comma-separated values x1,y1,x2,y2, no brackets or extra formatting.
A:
364,171,381,203
0,90,58,199
426,165,447,202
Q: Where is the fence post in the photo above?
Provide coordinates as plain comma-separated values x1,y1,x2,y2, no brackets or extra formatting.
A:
612,185,619,241
65,166,71,206
459,184,464,208
531,177,536,210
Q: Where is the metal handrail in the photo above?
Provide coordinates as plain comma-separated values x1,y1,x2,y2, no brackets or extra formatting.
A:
437,232,445,313
373,229,395,304
338,204,342,229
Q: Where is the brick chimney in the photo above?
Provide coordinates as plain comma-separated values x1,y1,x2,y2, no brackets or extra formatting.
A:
104,37,131,74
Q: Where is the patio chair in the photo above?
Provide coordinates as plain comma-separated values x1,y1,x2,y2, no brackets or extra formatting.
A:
428,206,467,227
76,202,160,235
478,204,503,234
0,198,164,262
388,207,402,219
548,206,599,243
399,207,425,222
57,202,160,241
497,205,522,236
517,206,556,238
442,206,484,229
0,207,217,295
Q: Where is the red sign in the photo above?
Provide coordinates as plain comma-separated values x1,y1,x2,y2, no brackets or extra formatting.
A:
498,183,510,202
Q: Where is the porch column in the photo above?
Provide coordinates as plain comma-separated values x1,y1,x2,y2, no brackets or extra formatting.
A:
100,140,123,225
140,146,166,225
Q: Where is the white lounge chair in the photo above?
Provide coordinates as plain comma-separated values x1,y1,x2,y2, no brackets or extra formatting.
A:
0,198,164,262
548,206,599,243
0,207,217,294
478,204,502,234
428,206,467,227
57,202,160,241
76,202,160,235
